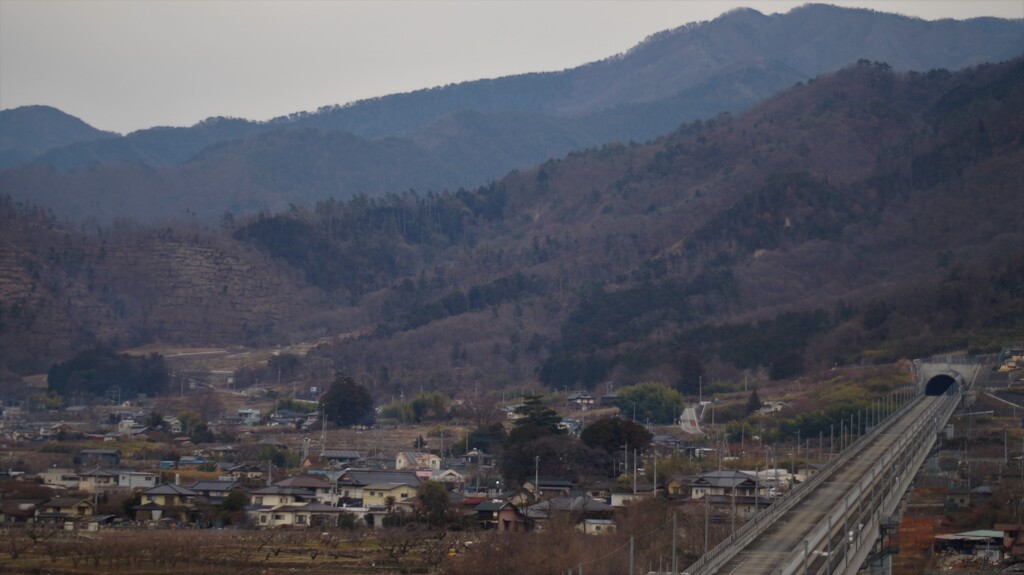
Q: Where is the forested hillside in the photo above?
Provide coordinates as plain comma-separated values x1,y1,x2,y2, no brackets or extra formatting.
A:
1,5,1021,222
2,59,1021,399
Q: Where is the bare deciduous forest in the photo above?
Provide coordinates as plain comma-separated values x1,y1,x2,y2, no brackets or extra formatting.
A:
2,59,1021,403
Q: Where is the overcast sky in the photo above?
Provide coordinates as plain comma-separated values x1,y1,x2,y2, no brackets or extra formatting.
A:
2,0,1021,134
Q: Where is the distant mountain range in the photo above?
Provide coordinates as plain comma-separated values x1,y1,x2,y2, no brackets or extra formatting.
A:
2,4,1022,222
0,105,118,168
2,56,1022,388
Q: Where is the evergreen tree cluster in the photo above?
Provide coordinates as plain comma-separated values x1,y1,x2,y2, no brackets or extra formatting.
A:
47,347,168,400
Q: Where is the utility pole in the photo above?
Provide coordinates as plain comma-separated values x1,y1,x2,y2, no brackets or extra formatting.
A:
535,455,540,498
704,493,710,554
630,536,635,575
672,512,678,575
633,449,637,494
320,409,326,457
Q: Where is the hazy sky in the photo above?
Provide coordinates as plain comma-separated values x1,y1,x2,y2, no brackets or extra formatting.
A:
2,1,1022,134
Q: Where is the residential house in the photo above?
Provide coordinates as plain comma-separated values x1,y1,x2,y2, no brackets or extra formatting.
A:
78,469,120,494
666,473,688,498
253,502,352,529
686,470,759,499
337,470,418,502
41,421,74,439
750,468,793,494
269,410,306,427
578,518,616,535
208,445,237,460
582,480,617,503
684,470,774,519
523,496,612,528
502,404,526,421
249,485,317,507
558,418,582,435
995,523,1024,556
135,483,198,522
118,470,158,491
318,449,363,468
222,462,266,484
462,449,493,467
337,470,421,505
395,451,441,471
1,497,49,523
34,497,94,523
567,391,596,410
757,401,790,416
651,434,689,456
79,448,120,467
362,482,417,507
162,416,183,435
431,469,464,488
475,501,531,532
189,480,241,506
970,485,995,506
610,491,654,507
273,474,335,505
38,468,81,490
215,413,246,426
523,478,574,499
797,463,823,481
945,487,970,510
118,420,149,437
364,453,396,470
933,530,1005,562
238,409,262,425
177,455,206,469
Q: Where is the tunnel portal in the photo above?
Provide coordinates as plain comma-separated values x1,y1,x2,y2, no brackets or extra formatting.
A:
924,373,959,396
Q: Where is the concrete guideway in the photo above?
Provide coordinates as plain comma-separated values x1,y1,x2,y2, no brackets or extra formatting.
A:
685,358,976,575
680,407,703,435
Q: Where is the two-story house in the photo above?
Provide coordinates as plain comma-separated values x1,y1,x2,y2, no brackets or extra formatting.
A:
686,470,759,499
79,448,121,467
78,469,120,493
337,470,421,505
248,485,316,507
253,502,350,528
34,497,94,523
273,474,335,505
189,480,240,506
222,462,267,485
38,468,81,490
567,391,596,410
362,482,418,507
134,483,198,522
395,452,441,471
685,470,771,519
118,470,158,491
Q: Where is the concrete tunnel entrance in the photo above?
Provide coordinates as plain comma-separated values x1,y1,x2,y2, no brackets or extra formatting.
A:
925,374,958,396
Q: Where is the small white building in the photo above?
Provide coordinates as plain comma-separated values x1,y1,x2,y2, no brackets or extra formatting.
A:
39,468,81,490
757,401,790,416
238,409,262,425
577,518,616,535
395,452,441,471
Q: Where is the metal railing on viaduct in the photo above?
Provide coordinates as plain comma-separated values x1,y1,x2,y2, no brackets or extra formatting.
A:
683,361,976,575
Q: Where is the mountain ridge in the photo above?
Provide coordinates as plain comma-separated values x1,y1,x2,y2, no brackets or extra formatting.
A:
2,58,1021,388
1,4,1021,222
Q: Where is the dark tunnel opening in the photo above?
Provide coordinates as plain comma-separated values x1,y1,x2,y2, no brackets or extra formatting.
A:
925,374,958,396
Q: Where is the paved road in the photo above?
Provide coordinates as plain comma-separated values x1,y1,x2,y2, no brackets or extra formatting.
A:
709,395,940,574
